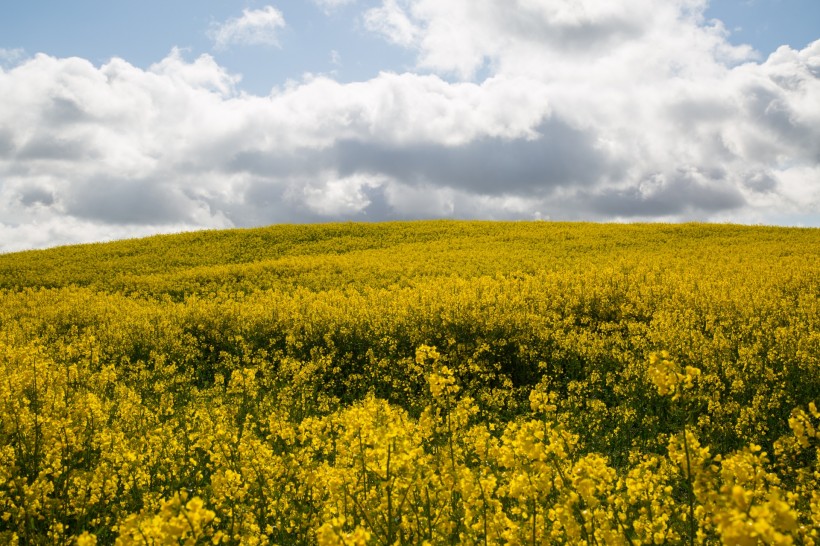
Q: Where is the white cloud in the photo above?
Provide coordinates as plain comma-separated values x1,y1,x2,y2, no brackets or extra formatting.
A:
362,0,758,80
0,50,557,250
364,0,420,48
312,0,358,13
0,48,25,66
297,172,385,216
0,0,819,252
150,48,240,97
209,6,286,50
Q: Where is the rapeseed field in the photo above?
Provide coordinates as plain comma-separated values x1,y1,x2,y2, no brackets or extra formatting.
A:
0,221,817,544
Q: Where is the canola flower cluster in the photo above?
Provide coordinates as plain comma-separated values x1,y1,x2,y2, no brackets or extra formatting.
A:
0,221,817,544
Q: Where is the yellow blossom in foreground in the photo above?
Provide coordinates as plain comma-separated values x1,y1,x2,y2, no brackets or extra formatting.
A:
115,493,218,545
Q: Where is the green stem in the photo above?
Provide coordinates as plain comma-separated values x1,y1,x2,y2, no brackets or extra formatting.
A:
682,428,696,546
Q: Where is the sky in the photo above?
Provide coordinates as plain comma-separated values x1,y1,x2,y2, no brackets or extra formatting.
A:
0,0,818,252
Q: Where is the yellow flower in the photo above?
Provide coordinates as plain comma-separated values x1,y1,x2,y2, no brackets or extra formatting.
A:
76,532,97,546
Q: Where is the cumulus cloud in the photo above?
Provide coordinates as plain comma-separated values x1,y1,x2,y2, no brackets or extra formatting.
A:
364,0,758,79
364,0,421,48
208,6,286,50
0,0,819,252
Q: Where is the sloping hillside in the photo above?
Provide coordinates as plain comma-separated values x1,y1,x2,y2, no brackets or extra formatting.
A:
1,220,816,295
1,221,818,544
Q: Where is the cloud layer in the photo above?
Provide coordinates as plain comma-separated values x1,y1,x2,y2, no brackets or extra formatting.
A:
1,0,818,252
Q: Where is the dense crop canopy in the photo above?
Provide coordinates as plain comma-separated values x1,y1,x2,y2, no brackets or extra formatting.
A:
0,221,818,544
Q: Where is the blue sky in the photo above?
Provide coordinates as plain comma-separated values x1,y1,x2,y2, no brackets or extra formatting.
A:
0,0,818,251
2,1,817,93
706,0,820,57
0,1,417,94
